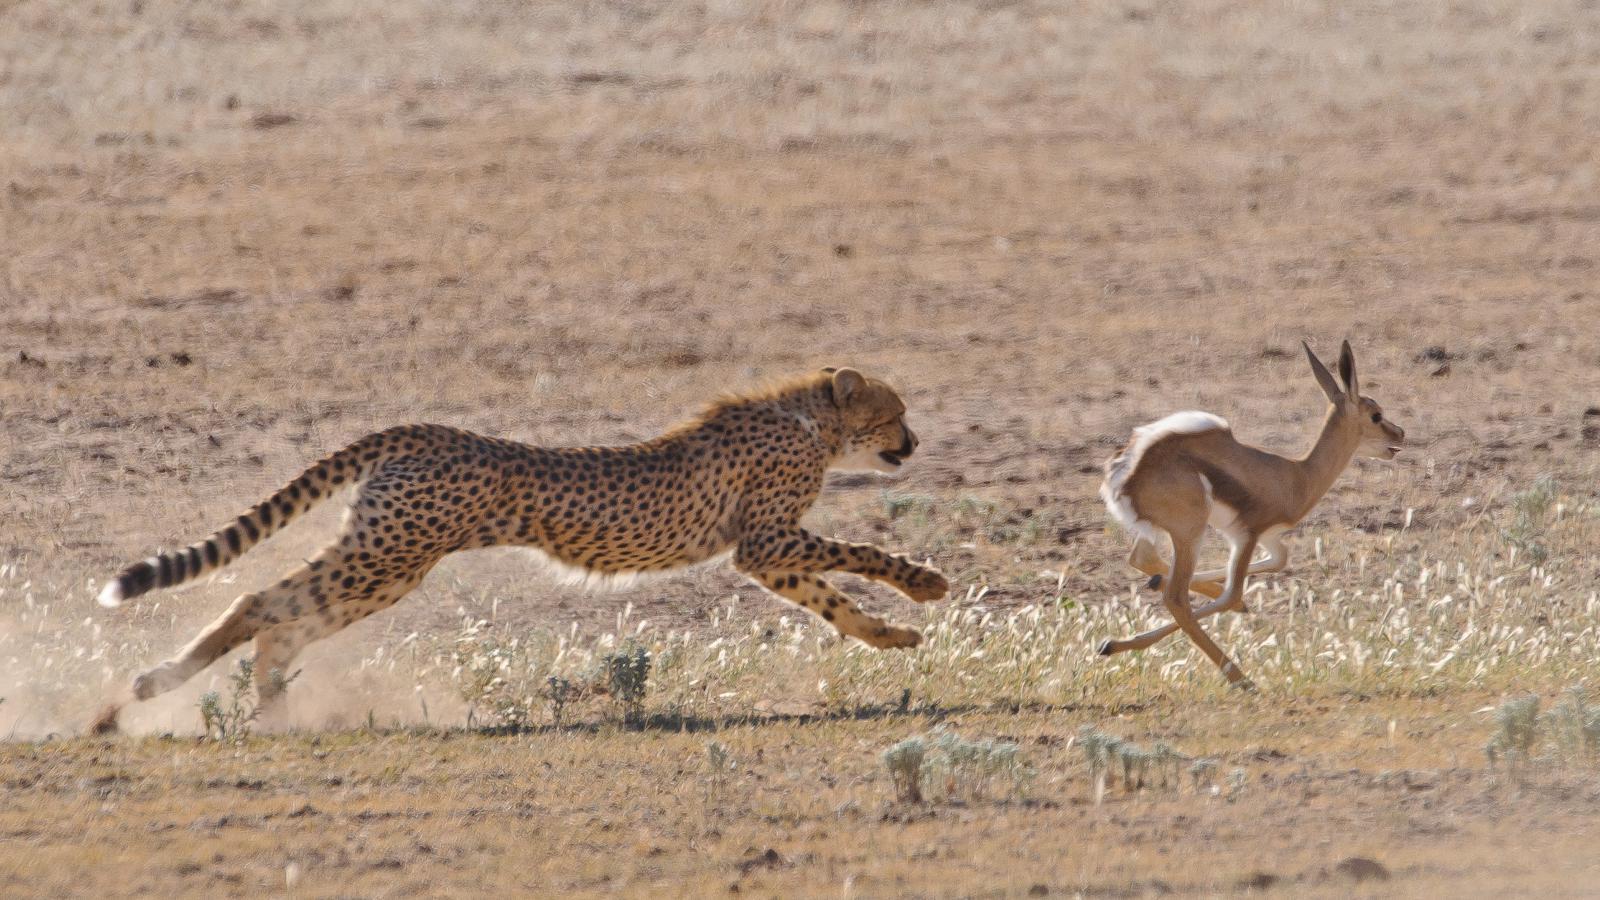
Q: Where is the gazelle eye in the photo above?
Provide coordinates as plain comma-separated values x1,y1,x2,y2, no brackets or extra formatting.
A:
1371,413,1382,423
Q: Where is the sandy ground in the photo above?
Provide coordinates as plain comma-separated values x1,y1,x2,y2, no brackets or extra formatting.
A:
5,698,1600,897
4,0,1600,895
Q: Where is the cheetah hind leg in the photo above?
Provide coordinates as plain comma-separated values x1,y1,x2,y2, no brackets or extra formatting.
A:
88,589,267,735
755,572,922,649
246,565,434,729
250,622,311,730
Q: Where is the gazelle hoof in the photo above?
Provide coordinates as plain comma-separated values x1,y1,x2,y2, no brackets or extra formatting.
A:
1145,574,1162,590
1096,639,1115,657
1233,679,1258,693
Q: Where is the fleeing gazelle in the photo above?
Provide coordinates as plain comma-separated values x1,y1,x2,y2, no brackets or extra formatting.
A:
1097,341,1404,689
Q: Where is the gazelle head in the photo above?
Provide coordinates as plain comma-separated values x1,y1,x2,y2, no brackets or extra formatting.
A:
1303,340,1405,459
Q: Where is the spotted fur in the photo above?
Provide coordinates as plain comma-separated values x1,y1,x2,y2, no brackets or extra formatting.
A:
92,367,947,731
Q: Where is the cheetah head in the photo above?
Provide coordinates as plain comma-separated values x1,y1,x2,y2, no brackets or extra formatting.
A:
825,367,919,475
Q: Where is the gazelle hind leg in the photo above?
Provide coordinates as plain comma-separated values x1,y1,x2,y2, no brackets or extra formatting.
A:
1210,533,1261,614
1100,533,1260,658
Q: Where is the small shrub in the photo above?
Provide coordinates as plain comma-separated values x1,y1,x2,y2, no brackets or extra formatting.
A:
198,659,296,741
883,728,1030,804
600,644,651,723
1225,767,1248,802
1485,694,1541,770
881,491,937,522
706,740,733,773
451,635,536,729
543,675,575,729
1548,687,1600,759
1503,475,1558,564
924,728,1032,801
704,740,736,797
1079,726,1205,800
882,736,928,803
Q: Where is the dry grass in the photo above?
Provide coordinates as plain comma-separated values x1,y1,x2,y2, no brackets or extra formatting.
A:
5,0,1600,895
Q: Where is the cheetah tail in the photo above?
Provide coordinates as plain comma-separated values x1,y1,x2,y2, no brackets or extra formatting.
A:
96,430,397,608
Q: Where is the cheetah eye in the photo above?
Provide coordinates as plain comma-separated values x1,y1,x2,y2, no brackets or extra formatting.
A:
1371,412,1382,423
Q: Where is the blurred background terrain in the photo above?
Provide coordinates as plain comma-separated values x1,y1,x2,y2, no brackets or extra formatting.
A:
3,0,1600,895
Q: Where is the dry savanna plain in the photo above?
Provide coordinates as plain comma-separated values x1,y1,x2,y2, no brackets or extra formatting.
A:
5,0,1600,896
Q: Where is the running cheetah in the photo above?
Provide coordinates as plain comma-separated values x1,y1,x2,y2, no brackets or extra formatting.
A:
92,367,947,731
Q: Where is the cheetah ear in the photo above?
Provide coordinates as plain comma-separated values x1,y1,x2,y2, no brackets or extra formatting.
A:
830,367,865,406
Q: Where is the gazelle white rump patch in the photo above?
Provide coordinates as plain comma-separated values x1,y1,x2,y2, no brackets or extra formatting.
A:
1099,411,1229,542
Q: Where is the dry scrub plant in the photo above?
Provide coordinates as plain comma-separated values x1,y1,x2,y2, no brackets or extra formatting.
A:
1485,687,1600,775
881,726,1031,804
197,659,297,742
1501,475,1560,565
1078,726,1218,803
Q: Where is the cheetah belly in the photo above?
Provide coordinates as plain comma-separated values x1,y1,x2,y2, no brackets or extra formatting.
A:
509,502,739,582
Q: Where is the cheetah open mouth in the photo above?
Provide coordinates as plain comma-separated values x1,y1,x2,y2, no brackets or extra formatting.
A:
879,438,914,467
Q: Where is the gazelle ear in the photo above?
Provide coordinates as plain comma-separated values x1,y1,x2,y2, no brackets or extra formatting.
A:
1337,340,1358,397
830,367,866,406
1303,341,1344,403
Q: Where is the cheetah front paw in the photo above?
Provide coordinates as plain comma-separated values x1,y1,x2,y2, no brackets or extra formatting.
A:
862,623,923,650
902,567,949,603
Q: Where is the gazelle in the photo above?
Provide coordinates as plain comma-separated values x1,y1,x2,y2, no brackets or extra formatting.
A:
1097,341,1404,689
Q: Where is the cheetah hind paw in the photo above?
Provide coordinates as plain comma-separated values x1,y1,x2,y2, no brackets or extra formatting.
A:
89,702,123,736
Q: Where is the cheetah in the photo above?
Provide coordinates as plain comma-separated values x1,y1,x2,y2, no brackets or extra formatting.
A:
91,367,948,732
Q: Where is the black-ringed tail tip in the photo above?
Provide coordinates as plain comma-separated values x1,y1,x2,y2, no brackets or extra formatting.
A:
97,581,126,608
98,558,162,608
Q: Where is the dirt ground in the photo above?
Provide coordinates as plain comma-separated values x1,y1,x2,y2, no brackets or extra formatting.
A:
6,697,1600,898
4,0,1600,896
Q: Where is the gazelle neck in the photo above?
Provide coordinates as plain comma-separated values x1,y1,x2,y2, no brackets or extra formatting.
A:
1291,405,1362,520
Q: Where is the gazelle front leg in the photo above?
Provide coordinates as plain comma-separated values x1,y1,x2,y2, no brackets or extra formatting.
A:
1188,532,1289,601
1102,534,1268,653
1138,533,1291,601
1128,537,1224,599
